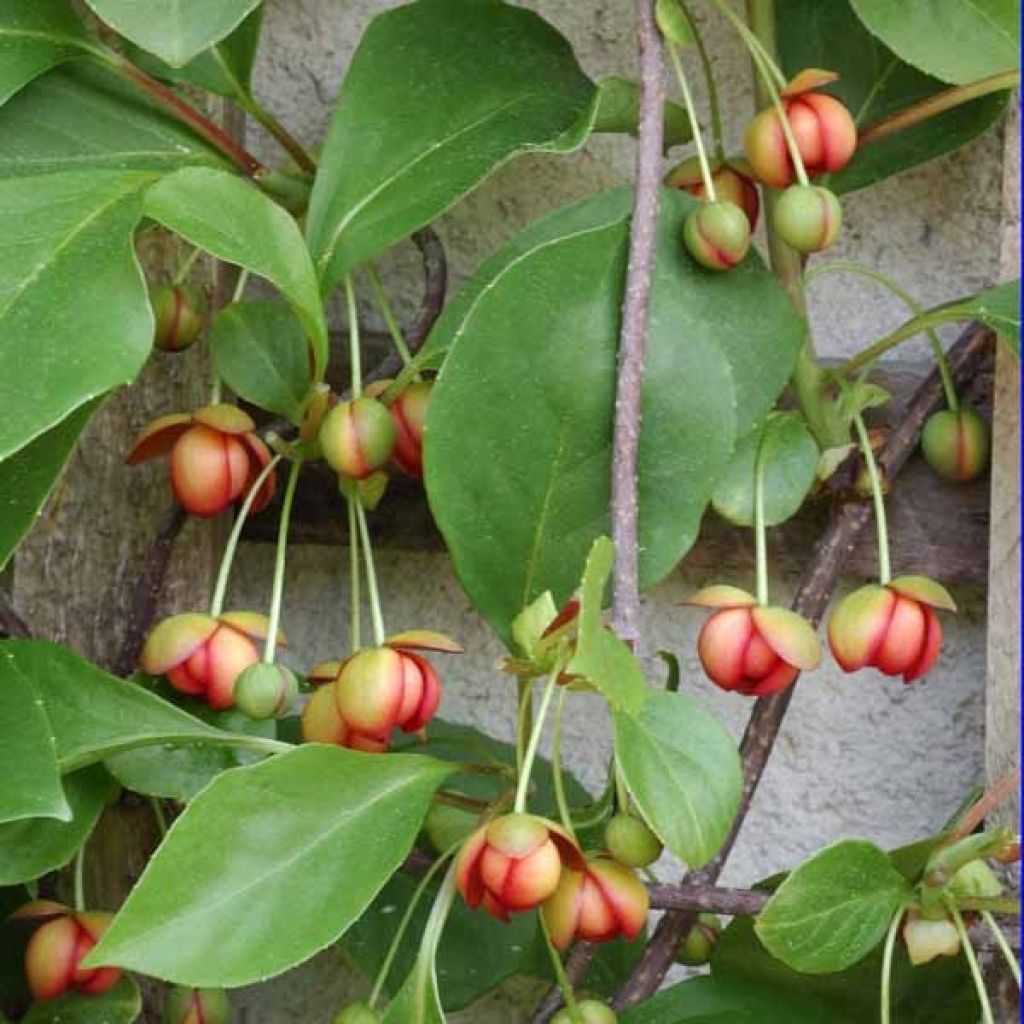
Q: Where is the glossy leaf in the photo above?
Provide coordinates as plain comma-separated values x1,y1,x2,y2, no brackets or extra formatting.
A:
83,0,262,67
0,766,114,885
0,64,229,179
849,0,1019,84
0,0,93,106
0,655,66,825
0,169,152,461
143,167,328,380
591,76,692,150
0,400,97,571
425,188,803,644
776,0,1009,194
755,839,913,973
22,976,141,1024
87,746,453,985
712,412,819,527
614,690,742,868
306,0,596,292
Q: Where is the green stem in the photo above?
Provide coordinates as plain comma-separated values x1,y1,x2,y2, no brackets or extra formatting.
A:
210,454,284,616
150,798,169,838
753,426,769,605
948,901,995,1024
710,0,786,87
879,911,901,1024
613,759,630,815
366,264,417,370
850,406,891,584
516,678,534,779
982,911,1021,988
347,495,362,652
172,246,202,286
666,43,717,200
73,848,86,912
514,671,560,813
541,916,583,1024
551,689,576,840
682,2,725,160
806,260,958,409
345,274,363,397
242,96,316,176
355,500,386,646
264,460,302,663
232,268,250,304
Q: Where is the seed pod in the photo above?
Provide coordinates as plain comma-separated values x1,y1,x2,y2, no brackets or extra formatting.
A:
665,157,760,230
333,1004,381,1024
552,1000,617,1024
390,381,433,478
151,283,206,354
233,663,299,720
165,986,232,1024
20,905,120,1001
921,407,990,483
319,396,396,480
683,201,751,271
675,913,721,966
773,185,842,253
604,815,663,869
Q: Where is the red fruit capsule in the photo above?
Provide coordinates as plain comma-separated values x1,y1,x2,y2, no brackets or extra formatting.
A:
665,157,760,230
828,577,956,684
150,283,206,354
319,396,396,480
389,381,433,478
165,986,232,1024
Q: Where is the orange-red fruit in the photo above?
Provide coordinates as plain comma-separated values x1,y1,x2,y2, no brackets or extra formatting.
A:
456,814,584,920
319,396,396,480
665,157,760,230
20,905,119,1002
541,854,649,950
921,408,990,483
390,381,433,478
687,585,821,697
744,92,857,189
126,405,275,518
141,611,279,709
827,576,956,683
300,684,389,752
683,201,751,272
151,283,206,354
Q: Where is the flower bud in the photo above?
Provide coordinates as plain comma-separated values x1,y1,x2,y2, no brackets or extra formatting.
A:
686,586,821,697
390,381,433,478
683,201,752,271
902,910,961,966
744,89,857,189
604,815,663,869
151,283,206,353
319,396,396,480
233,663,298,719
126,405,275,518
456,813,584,920
773,185,842,253
333,1004,381,1024
300,682,389,753
542,854,649,950
827,576,956,683
675,913,721,965
666,157,760,230
921,408,990,483
552,1000,617,1024
165,986,231,1024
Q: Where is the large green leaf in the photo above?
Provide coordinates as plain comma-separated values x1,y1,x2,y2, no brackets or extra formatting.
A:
755,839,913,974
87,746,453,986
614,690,742,869
424,188,803,644
143,167,328,380
0,63,229,179
591,76,692,150
83,0,262,67
0,0,93,106
0,766,114,885
849,0,1019,84
0,169,152,461
22,976,141,1024
776,0,1009,194
0,400,97,571
306,0,596,292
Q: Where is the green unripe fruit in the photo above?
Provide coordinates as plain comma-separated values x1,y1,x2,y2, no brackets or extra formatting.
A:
423,801,478,853
773,185,842,253
604,814,663,868
949,859,1003,900
319,396,396,480
333,1003,381,1024
921,407,990,483
552,999,617,1024
151,283,206,353
165,985,231,1024
683,200,751,271
675,913,721,966
232,663,298,719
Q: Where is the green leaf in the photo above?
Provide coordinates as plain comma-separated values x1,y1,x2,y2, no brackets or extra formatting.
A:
0,400,97,571
424,188,803,644
0,0,93,106
210,301,312,423
566,537,647,715
755,839,913,973
83,0,262,67
655,0,695,46
143,167,328,380
0,64,229,179
0,640,232,771
712,412,819,527
22,976,141,1024
614,690,742,868
88,746,454,985
591,76,692,150
381,950,447,1024
776,0,1009,194
849,0,1019,85
0,169,152,461
306,0,596,292
0,657,66,825
0,766,114,885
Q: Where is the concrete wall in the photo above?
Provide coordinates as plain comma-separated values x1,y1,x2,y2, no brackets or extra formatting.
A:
228,2,1010,1019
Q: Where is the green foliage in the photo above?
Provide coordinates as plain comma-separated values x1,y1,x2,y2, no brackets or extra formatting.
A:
590,76,693,150
21,976,142,1024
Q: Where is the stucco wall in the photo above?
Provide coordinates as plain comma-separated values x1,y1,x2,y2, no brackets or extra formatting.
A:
228,2,1008,1019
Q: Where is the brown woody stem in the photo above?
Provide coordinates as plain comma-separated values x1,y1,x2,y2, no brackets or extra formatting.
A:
950,769,1022,841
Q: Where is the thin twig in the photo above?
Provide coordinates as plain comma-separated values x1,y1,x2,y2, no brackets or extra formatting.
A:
529,943,597,1024
611,323,995,1009
647,883,770,916
951,769,1022,841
